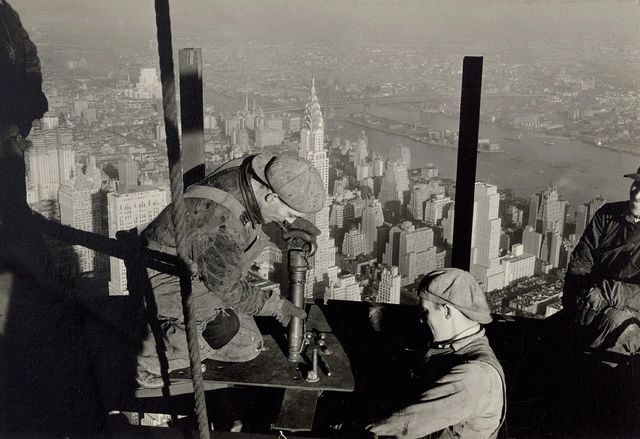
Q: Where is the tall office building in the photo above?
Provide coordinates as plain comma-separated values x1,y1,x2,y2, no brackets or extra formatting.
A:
575,196,606,238
107,186,168,295
342,228,367,258
354,130,368,166
443,203,455,245
58,157,105,274
424,194,454,227
371,154,385,177
377,266,401,305
548,230,563,268
384,221,437,286
379,160,409,210
135,67,162,100
470,183,504,291
389,144,411,170
522,225,543,259
298,79,339,296
408,181,446,221
501,244,536,286
362,199,385,255
118,156,140,188
529,187,568,236
26,127,75,201
575,203,589,238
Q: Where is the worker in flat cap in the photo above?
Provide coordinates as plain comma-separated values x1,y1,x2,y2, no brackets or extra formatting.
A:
368,268,505,439
563,166,640,362
136,152,326,388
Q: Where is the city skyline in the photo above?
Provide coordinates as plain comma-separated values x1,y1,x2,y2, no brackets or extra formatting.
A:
15,0,640,317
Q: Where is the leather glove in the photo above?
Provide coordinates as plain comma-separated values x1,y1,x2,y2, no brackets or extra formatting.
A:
282,217,321,255
275,298,307,327
576,286,607,326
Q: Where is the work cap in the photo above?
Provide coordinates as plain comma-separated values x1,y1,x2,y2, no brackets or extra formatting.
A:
623,166,640,182
417,268,492,324
251,152,326,214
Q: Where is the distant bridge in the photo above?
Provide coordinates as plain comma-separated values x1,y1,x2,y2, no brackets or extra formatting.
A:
262,93,553,114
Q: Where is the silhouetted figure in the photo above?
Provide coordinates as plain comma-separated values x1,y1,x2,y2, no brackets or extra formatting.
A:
563,167,640,359
0,2,110,435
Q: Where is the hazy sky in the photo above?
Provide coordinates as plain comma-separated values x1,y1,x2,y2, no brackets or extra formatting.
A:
14,0,640,47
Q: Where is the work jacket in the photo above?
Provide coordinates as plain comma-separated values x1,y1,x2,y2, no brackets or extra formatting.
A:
564,201,640,317
141,156,271,315
373,329,506,439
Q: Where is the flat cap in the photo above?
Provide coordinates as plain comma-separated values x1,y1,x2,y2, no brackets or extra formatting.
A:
417,268,492,324
251,152,326,214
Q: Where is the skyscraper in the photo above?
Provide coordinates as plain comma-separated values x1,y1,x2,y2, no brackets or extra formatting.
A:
377,266,401,305
298,79,339,297
379,159,409,211
107,186,168,296
354,130,368,166
409,181,445,221
389,144,411,170
342,228,367,258
26,127,75,201
522,225,543,259
118,156,140,189
470,183,504,291
384,221,437,286
362,199,385,255
398,223,437,286
575,203,589,238
58,157,105,274
529,187,568,236
424,194,453,226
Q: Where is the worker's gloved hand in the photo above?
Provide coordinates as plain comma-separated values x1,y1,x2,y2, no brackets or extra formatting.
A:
275,298,307,327
576,286,608,326
282,218,321,254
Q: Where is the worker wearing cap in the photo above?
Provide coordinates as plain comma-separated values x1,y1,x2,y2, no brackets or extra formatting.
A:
136,152,325,388
563,167,640,359
368,268,506,439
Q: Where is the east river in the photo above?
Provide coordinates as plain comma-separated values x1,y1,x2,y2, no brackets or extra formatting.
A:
326,104,636,207
207,91,636,207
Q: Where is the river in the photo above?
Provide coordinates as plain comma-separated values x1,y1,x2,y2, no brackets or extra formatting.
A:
206,91,635,207
326,104,635,207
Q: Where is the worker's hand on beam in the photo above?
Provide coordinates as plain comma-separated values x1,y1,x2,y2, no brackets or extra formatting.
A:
576,286,608,326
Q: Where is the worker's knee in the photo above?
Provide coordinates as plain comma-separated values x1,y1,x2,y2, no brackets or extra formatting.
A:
208,314,263,362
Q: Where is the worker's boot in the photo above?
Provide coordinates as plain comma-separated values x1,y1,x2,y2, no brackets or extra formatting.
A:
135,368,164,389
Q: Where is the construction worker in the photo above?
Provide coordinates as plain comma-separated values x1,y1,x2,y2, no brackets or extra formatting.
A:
136,152,325,388
367,268,506,439
563,167,640,360
0,0,48,217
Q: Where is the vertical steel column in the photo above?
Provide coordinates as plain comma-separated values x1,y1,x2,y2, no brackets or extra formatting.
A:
179,48,205,190
451,57,483,271
288,250,308,362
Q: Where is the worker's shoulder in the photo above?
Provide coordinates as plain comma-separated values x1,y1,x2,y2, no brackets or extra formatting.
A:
460,338,504,378
593,201,629,220
186,196,247,229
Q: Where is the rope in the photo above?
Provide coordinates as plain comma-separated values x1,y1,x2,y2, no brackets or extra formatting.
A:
154,1,210,437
